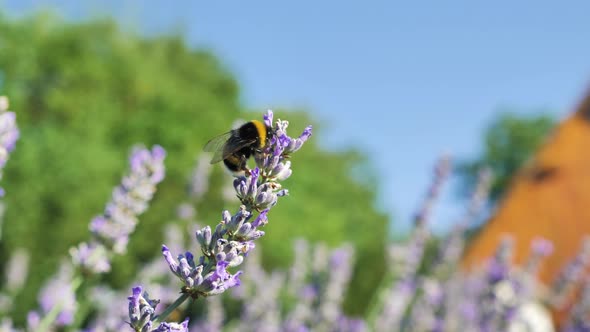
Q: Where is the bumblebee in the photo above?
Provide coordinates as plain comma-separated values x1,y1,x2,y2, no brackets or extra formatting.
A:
203,120,271,173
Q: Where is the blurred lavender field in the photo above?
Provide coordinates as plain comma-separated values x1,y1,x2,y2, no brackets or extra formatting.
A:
1,99,589,331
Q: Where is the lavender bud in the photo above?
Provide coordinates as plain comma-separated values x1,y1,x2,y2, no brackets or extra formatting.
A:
27,312,40,330
224,249,244,267
272,161,293,181
127,286,158,331
4,248,30,291
249,230,265,240
247,168,260,197
178,255,192,279
69,241,111,274
263,110,274,128
255,189,278,209
196,226,213,252
255,191,269,205
524,237,554,275
531,237,554,257
152,318,190,332
233,178,248,198
206,225,224,252
226,206,250,233
0,97,8,112
284,126,313,154
162,245,179,273
251,210,269,227
185,252,196,267
268,155,281,171
221,210,232,224
487,237,514,284
237,223,253,237
216,252,227,262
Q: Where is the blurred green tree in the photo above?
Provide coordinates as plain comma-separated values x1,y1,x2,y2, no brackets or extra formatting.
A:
455,112,556,204
0,12,387,321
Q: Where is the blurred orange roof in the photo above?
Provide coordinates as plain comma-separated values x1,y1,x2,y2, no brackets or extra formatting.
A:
462,88,590,324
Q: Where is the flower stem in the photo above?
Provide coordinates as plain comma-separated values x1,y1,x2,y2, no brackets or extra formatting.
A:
152,293,190,324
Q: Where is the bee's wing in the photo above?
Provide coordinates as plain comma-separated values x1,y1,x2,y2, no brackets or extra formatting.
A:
203,132,232,164
203,132,256,164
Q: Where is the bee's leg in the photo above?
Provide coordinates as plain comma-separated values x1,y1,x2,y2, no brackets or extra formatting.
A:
239,155,251,176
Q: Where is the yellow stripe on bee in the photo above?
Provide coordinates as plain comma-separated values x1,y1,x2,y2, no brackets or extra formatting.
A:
251,120,267,148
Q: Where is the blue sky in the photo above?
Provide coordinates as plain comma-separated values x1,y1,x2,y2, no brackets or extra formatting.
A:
5,1,590,232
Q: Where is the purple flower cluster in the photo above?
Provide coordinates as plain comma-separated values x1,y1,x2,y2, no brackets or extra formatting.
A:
161,111,311,302
71,145,166,273
254,111,311,182
370,157,557,332
194,239,365,332
83,226,193,332
373,234,557,332
0,96,20,197
162,244,243,298
128,286,189,332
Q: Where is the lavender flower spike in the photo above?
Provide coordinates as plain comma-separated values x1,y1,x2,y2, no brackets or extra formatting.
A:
263,109,273,128
72,145,166,273
0,96,20,196
158,110,311,322
91,145,166,254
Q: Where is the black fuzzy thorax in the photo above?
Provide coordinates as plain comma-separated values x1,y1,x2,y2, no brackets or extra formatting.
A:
221,122,263,172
